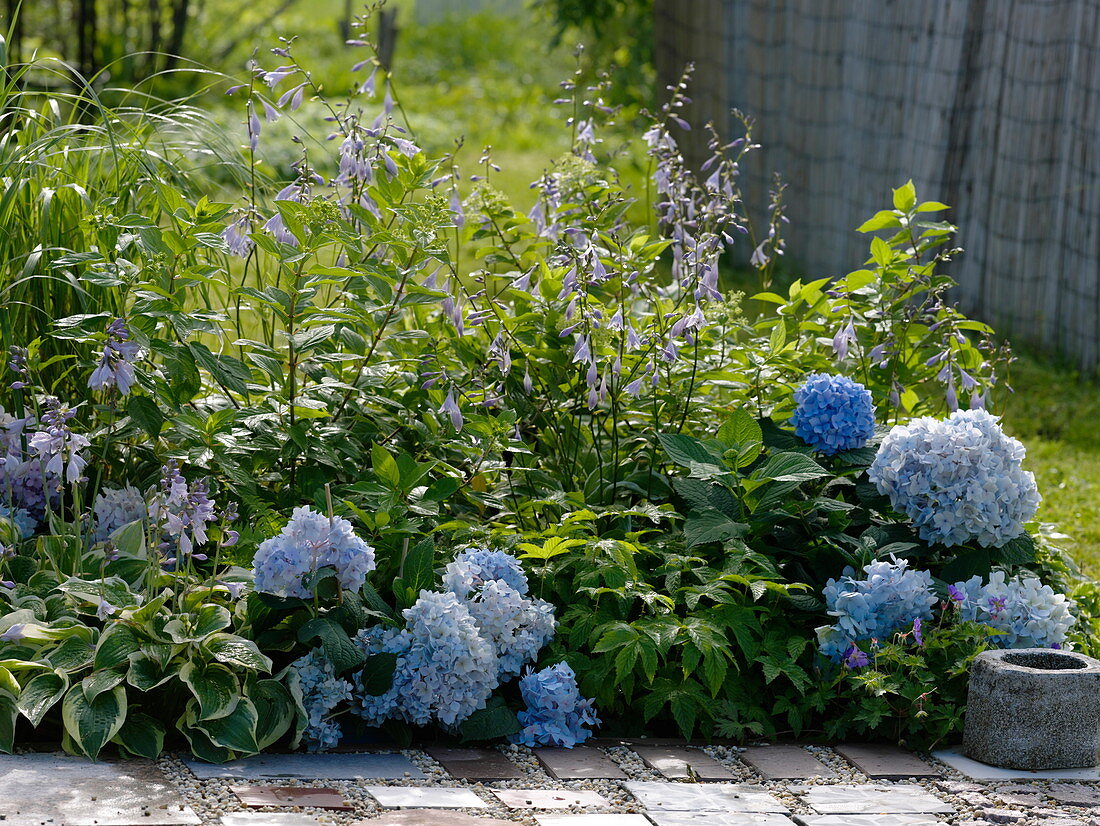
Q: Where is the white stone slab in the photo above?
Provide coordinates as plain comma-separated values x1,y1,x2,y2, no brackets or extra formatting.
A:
535,817,654,826
624,781,789,813
933,748,1100,781
186,751,426,779
794,785,952,815
221,815,322,826
0,753,201,825
795,816,942,826
650,813,795,826
365,786,490,808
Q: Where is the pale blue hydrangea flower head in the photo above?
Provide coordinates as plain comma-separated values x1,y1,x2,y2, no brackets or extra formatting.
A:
461,579,557,680
291,647,353,752
253,506,376,599
0,505,35,540
443,547,529,598
394,590,499,727
511,662,600,748
791,373,876,455
953,570,1075,648
868,408,1040,548
351,625,410,726
93,485,147,542
816,557,937,662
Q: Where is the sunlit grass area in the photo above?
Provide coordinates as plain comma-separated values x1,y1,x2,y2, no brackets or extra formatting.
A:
1003,351,1100,576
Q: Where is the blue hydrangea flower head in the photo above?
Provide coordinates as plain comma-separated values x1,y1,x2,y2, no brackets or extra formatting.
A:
791,373,876,454
868,408,1041,548
92,485,146,543
253,506,377,599
351,591,499,728
952,571,1075,648
0,505,35,540
443,547,529,598
460,579,556,680
816,557,937,662
351,625,410,726
291,647,353,752
511,662,600,748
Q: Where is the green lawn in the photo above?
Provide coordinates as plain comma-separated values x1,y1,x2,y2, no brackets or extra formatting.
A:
1003,352,1100,576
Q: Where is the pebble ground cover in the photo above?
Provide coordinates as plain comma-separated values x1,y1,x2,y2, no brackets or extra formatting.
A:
0,0,1097,775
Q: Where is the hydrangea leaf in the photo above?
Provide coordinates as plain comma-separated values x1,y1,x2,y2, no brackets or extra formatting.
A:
458,696,520,743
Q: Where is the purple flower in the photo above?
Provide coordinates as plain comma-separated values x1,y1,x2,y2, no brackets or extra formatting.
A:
987,595,1007,616
912,617,923,647
150,462,217,559
28,398,89,487
832,320,856,360
88,319,141,395
842,644,869,669
440,391,463,431
947,584,966,603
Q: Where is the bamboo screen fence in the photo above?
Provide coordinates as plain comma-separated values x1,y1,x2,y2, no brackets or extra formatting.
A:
655,0,1100,370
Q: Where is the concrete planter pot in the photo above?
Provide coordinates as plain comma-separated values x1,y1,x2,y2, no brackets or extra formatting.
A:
963,648,1100,770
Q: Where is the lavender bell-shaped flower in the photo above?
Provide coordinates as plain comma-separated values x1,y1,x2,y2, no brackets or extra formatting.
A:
88,319,140,395
28,398,89,487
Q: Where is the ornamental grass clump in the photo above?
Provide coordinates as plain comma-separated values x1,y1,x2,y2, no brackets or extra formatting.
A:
791,373,876,454
817,558,938,662
952,570,1076,649
869,409,1040,547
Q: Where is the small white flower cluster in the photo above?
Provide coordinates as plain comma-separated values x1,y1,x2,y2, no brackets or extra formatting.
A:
869,409,1040,548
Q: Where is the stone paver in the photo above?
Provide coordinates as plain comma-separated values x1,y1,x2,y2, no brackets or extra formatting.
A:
934,748,1100,781
1049,783,1100,807
535,817,654,826
649,814,795,825
232,785,353,810
492,789,609,809
427,746,525,780
794,785,953,815
534,746,627,779
357,813,514,826
740,745,837,780
632,745,738,781
365,786,490,808
221,815,322,826
188,751,426,779
624,781,788,813
0,753,200,825
794,817,941,826
836,744,941,780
